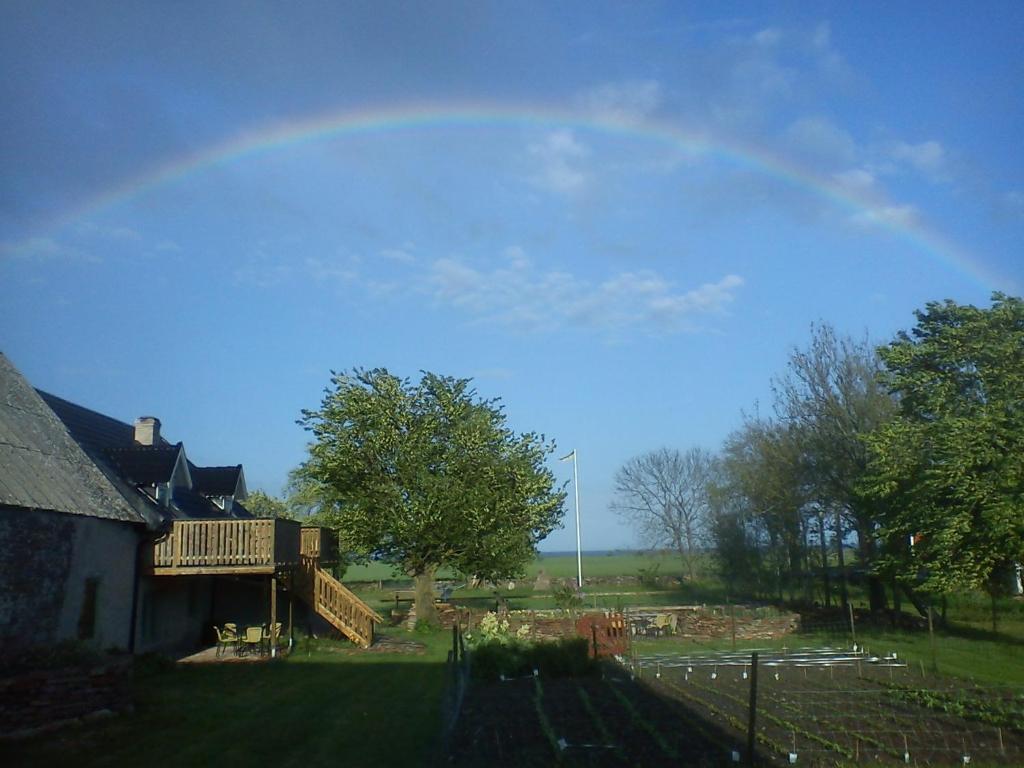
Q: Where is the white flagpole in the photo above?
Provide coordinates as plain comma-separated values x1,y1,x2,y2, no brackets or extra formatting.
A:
572,450,582,589
560,449,582,589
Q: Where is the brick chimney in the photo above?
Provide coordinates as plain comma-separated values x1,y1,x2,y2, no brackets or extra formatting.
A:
134,416,161,446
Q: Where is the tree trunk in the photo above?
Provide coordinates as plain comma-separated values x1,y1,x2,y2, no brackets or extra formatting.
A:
413,568,439,627
835,508,849,608
898,582,931,619
817,511,831,608
857,522,888,613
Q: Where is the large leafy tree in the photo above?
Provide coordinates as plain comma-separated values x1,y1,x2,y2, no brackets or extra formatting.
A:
773,324,896,610
719,416,810,601
867,294,1024,602
297,368,565,624
245,490,293,519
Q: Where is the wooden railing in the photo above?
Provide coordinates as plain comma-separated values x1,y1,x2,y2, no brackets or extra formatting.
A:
152,518,301,571
300,526,339,563
300,527,323,559
310,562,383,647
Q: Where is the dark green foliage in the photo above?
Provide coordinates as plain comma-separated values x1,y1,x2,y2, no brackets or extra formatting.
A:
867,293,1024,594
1,639,108,674
551,583,583,612
296,368,566,621
470,637,593,681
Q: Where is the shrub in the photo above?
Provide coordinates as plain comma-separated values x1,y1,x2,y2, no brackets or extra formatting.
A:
552,584,583,614
637,562,661,588
470,637,594,681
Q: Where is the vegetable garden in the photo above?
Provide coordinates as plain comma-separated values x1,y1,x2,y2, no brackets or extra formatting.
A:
448,644,1024,767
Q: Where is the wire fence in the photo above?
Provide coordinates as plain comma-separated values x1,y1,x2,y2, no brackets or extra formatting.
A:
626,646,1024,766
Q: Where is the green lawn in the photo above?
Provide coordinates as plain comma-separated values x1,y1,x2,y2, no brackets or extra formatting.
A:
632,617,1024,687
7,629,452,768
340,549,691,583
10,562,1022,768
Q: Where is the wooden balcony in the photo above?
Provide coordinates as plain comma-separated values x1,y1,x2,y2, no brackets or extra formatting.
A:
149,518,303,576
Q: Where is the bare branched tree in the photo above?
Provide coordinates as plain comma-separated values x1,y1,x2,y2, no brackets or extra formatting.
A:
611,447,716,580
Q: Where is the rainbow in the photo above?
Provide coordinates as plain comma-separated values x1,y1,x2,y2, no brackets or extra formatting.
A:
19,102,1004,289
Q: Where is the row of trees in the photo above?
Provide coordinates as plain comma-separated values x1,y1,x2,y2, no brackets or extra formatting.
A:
613,294,1023,620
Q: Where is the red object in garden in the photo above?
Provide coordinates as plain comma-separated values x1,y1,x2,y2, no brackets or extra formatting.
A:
575,613,628,658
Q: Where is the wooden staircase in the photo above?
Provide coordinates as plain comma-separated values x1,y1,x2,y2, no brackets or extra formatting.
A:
297,557,383,648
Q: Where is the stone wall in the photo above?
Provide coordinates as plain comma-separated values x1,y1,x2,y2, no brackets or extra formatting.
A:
0,508,140,654
0,657,133,740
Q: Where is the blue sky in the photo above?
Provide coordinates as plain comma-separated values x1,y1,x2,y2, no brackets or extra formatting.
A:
2,2,1022,551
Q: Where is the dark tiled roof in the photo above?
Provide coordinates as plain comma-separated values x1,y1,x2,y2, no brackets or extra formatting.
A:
0,354,145,523
171,486,221,519
231,501,254,519
104,445,181,485
37,391,172,453
190,464,242,496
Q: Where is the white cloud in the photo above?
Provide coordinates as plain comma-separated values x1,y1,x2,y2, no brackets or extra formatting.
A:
833,168,875,191
379,247,415,264
753,27,782,46
812,22,831,50
849,204,918,229
1004,190,1024,215
427,248,743,336
784,116,857,166
528,130,590,194
891,140,946,176
232,250,292,288
576,80,662,123
305,255,358,284
0,236,98,263
74,221,142,241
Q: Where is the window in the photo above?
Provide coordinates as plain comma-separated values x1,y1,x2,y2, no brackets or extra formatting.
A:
77,577,99,640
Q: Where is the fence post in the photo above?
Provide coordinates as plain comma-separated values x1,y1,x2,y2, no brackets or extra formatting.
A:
452,623,459,663
848,602,856,647
927,604,937,672
747,651,759,766
591,624,599,659
730,600,737,650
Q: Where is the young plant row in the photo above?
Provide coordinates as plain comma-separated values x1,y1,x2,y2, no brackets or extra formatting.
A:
877,681,1024,733
657,678,791,758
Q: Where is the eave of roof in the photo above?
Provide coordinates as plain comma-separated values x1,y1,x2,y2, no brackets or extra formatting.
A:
0,354,145,524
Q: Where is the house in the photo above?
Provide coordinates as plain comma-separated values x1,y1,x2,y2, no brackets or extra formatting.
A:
0,353,380,657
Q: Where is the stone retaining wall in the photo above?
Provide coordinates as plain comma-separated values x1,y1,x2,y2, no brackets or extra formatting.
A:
0,657,133,740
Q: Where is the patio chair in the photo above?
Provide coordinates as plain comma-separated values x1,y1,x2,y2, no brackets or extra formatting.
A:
241,625,265,656
214,625,238,658
653,613,677,636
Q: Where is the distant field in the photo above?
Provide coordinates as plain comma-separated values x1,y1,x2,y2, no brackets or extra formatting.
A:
341,550,690,583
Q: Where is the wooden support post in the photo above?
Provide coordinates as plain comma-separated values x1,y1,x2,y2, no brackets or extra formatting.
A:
591,624,599,659
747,651,759,766
452,623,459,663
270,575,278,658
848,602,856,647
288,572,295,649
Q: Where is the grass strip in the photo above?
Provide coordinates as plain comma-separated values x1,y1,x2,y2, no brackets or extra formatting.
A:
532,676,563,761
576,684,615,746
605,680,679,759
